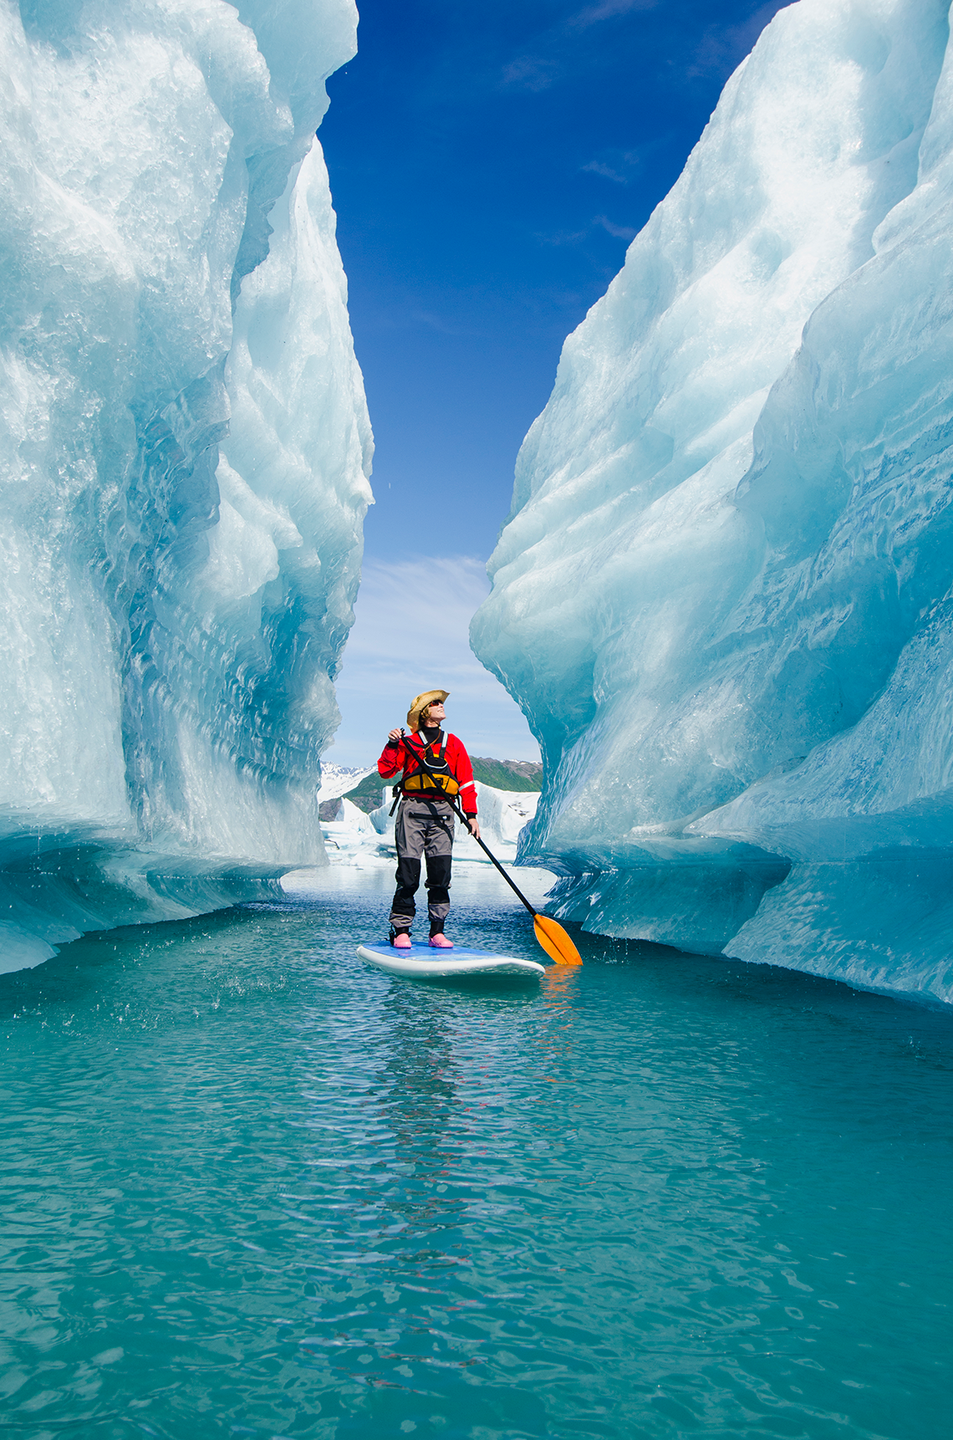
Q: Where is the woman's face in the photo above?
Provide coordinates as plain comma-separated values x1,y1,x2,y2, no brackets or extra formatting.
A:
423,701,446,728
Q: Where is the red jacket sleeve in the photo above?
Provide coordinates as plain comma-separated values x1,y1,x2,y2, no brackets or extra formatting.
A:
377,737,406,779
447,734,478,815
377,734,434,781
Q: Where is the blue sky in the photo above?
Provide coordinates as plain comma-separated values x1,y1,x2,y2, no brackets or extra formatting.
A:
321,0,789,766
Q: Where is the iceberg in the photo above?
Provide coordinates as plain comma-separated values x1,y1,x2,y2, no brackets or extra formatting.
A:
471,0,953,1003
314,780,540,868
0,0,372,970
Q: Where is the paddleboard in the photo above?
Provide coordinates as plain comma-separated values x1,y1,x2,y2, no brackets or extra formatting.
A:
356,941,546,979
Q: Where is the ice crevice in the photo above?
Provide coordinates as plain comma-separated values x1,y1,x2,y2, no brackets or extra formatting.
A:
0,0,372,971
472,0,953,1004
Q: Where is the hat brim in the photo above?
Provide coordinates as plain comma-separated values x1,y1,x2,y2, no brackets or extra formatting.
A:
406,689,449,731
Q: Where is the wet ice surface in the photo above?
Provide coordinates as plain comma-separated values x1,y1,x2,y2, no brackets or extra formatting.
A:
472,0,953,1002
1,869,951,1439
0,0,371,967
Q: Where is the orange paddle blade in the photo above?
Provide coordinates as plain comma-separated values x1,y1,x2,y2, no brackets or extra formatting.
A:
533,913,582,967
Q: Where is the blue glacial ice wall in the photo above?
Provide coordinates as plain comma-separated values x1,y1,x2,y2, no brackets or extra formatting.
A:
471,0,953,1004
0,0,372,971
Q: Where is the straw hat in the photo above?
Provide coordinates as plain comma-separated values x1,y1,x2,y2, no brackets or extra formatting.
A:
407,689,449,732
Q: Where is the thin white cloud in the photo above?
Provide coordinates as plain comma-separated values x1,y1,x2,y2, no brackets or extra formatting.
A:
594,213,637,240
501,55,560,92
329,555,540,768
581,140,658,186
499,0,656,94
535,224,593,248
569,0,658,30
535,213,636,248
582,159,628,184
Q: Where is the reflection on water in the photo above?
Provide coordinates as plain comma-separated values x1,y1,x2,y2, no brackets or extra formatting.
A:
1,865,952,1440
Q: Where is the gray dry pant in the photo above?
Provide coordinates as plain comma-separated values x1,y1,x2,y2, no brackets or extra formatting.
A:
390,797,456,933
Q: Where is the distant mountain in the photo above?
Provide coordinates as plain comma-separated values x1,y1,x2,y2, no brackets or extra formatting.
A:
470,757,542,792
326,770,389,817
317,763,374,800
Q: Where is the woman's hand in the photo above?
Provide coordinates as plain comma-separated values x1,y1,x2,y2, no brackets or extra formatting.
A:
466,816,481,840
388,728,403,742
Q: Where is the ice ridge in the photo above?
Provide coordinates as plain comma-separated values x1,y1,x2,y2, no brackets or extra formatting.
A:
471,0,953,1003
0,0,372,971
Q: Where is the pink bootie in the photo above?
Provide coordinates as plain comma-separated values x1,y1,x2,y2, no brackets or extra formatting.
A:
429,933,453,949
392,932,412,949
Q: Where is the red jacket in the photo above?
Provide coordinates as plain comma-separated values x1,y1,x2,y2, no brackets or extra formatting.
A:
377,731,478,815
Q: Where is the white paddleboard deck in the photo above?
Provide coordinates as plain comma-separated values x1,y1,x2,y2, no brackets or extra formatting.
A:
356,941,546,979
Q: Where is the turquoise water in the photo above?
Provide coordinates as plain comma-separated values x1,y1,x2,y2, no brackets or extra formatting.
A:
1,866,952,1440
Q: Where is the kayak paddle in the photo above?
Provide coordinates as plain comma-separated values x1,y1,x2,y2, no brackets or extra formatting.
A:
399,731,583,967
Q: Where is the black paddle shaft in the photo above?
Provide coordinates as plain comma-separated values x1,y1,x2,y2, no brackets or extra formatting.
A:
399,730,538,919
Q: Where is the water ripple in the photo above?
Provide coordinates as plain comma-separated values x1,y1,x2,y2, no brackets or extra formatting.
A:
1,872,951,1438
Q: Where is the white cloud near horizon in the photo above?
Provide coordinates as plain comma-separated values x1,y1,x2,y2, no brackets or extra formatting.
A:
328,555,541,769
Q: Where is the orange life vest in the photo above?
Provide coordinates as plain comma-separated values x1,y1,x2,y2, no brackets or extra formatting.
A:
402,736,460,797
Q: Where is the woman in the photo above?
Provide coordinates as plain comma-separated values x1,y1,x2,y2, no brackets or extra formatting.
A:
377,689,480,948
